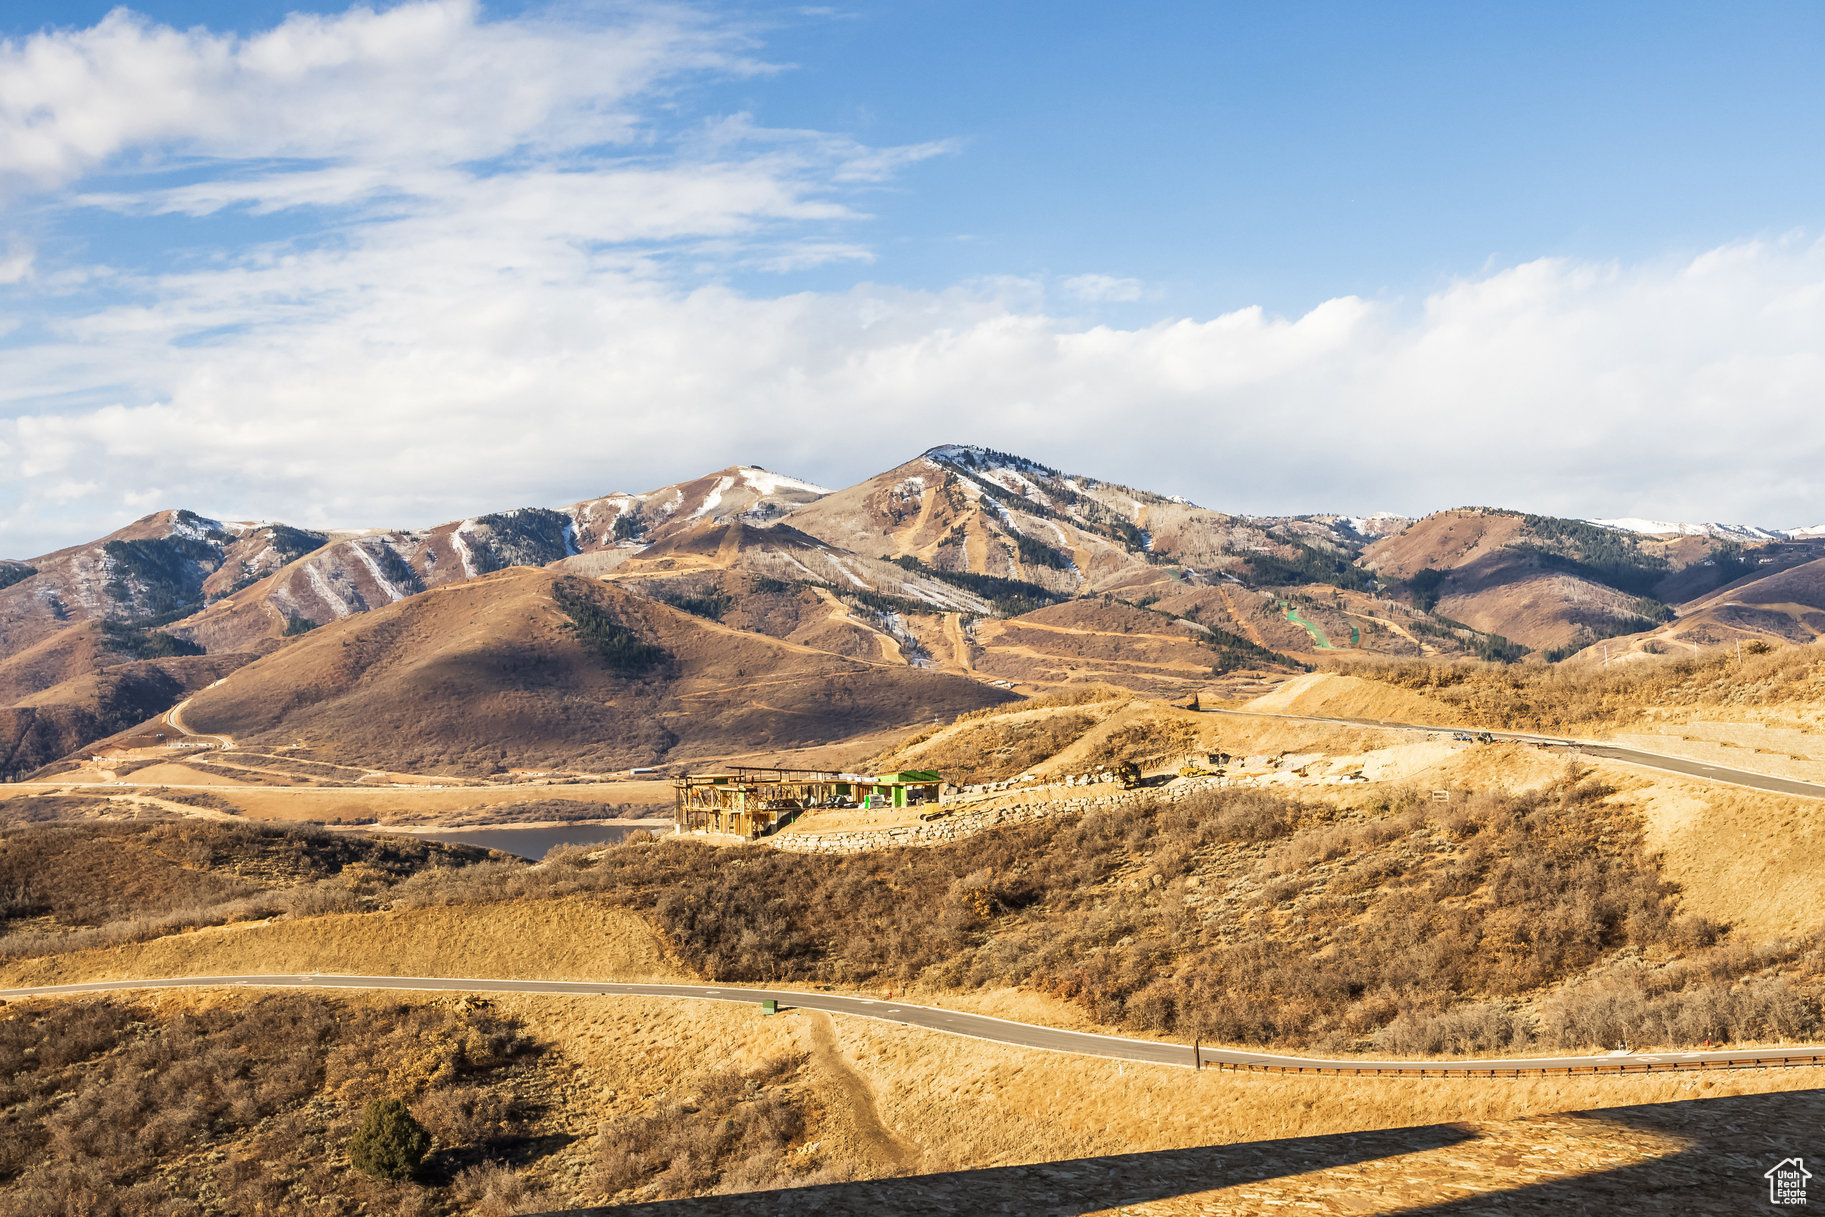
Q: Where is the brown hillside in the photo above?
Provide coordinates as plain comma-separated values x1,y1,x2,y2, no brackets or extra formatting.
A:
1671,556,1825,644
970,599,1245,694
782,449,1187,595
174,569,1013,775
0,619,251,780
1553,554,1825,663
1364,511,1654,650
1362,509,1530,579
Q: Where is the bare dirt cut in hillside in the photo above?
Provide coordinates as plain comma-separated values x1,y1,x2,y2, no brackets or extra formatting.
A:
867,683,1422,790
1238,670,1462,724
968,597,1297,697
172,569,1013,777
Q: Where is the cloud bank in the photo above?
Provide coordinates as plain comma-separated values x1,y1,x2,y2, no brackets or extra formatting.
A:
2,2,1823,556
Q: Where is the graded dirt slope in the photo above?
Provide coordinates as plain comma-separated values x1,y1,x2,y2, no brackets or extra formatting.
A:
159,569,1012,776
1238,671,1462,724
970,599,1257,695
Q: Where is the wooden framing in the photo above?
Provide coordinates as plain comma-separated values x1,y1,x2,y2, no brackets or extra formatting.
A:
672,766,943,837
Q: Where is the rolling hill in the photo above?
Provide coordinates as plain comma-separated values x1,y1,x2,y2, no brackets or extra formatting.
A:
142,569,1014,776
1360,508,1825,657
9,448,1825,779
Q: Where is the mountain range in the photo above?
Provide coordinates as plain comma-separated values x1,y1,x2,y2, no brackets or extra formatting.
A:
5,444,1824,780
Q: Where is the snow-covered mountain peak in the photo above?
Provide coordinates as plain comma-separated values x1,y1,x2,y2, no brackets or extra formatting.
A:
1588,518,1785,542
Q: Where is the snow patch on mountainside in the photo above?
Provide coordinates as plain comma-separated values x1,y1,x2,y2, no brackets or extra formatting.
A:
451,524,478,579
1343,513,1410,537
691,475,736,521
825,555,872,589
1589,518,1784,541
166,511,224,542
304,563,354,618
739,467,828,496
342,540,405,603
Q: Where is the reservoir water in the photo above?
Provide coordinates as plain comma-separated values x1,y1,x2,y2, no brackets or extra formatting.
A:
408,822,666,860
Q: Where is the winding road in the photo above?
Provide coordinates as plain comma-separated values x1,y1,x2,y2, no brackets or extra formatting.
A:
2,974,1820,1078
164,692,235,749
1202,707,1825,801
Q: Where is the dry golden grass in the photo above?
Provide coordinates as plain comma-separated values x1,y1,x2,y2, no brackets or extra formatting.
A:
0,895,679,988
0,774,676,824
9,977,1819,1215
835,1008,1815,1168
1238,670,1461,723
1610,771,1825,940
1336,643,1825,737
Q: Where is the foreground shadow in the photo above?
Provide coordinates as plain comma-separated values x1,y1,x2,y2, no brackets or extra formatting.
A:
544,1087,1825,1216
1389,1087,1825,1216
542,1122,1478,1216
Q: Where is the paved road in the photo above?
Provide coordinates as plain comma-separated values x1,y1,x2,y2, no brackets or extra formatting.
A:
1203,708,1825,801
3,974,1820,1078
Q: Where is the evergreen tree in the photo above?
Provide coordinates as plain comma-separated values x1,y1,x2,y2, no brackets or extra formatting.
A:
347,1096,431,1180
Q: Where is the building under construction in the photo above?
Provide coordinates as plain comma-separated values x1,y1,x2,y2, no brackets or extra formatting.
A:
673,767,942,837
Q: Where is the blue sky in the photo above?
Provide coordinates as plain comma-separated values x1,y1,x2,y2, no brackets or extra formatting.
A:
3,1,1825,553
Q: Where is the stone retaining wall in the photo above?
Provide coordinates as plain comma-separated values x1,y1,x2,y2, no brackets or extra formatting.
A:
767,780,1220,854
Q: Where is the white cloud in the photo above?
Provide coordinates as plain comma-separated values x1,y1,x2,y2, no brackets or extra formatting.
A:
0,1,758,190
3,5,1824,556
0,241,30,283
10,232,1825,556
1062,273,1145,303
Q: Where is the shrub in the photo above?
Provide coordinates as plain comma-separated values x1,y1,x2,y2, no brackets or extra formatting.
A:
1014,533,1072,570
98,621,205,658
665,585,734,621
592,1055,812,1201
469,507,574,572
348,1096,431,1180
102,535,221,615
550,578,669,677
